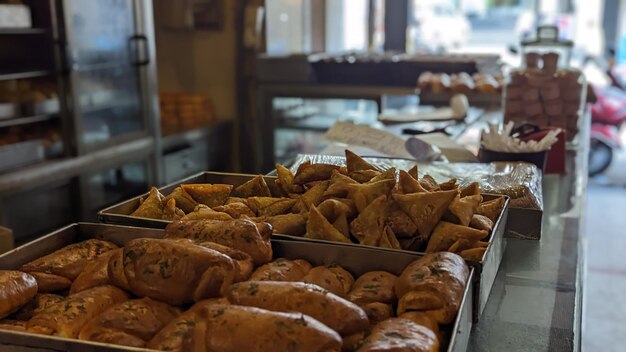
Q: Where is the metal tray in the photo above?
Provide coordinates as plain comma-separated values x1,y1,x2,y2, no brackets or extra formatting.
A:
99,171,505,322
0,223,473,352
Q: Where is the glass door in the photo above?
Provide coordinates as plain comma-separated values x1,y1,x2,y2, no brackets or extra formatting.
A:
61,0,148,153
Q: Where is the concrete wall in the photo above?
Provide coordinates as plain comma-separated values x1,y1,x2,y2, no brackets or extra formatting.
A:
152,0,237,121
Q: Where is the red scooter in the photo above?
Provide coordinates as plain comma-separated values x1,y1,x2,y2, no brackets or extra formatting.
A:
589,85,626,176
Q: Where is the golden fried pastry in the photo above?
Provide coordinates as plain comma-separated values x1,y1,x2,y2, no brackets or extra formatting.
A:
275,163,304,195
165,219,273,265
21,239,118,284
302,265,355,297
234,175,272,197
399,311,440,340
0,271,38,319
362,302,393,326
426,221,488,253
392,189,457,239
78,297,180,348
346,179,395,213
227,281,369,336
348,271,397,305
247,197,297,216
293,180,329,213
407,165,418,179
380,226,402,249
70,250,118,294
294,161,341,185
438,178,458,191
368,168,396,183
250,258,312,282
161,198,184,221
257,213,306,236
387,202,419,238
350,196,389,246
110,238,235,305
469,214,494,232
318,197,357,220
26,285,128,338
213,202,256,218
343,333,366,352
0,319,26,332
357,318,439,352
131,187,164,219
180,204,233,221
476,196,505,223
163,186,198,214
350,169,381,183
346,149,378,173
323,171,359,199
443,194,482,226
459,247,487,261
460,182,481,197
398,170,428,194
13,293,63,321
181,183,232,207
419,175,439,191
305,206,351,243
395,252,469,324
225,196,248,205
147,299,228,351
180,304,342,352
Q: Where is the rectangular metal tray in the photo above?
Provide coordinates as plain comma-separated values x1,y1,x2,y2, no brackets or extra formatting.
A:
99,171,505,322
0,223,473,352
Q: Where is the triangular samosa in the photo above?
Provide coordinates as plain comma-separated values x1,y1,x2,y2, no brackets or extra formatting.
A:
407,165,419,179
476,196,505,223
163,186,198,213
345,149,379,172
161,198,185,221
460,182,480,198
181,204,233,221
234,175,272,197
247,197,297,216
304,206,351,243
469,214,493,232
292,180,329,213
419,175,439,191
181,183,232,207
425,221,489,253
346,179,395,213
350,195,389,246
398,170,428,194
131,187,164,219
293,162,340,184
323,171,358,199
392,189,457,239
443,194,482,226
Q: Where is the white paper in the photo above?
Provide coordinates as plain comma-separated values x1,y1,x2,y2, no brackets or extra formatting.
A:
322,122,412,158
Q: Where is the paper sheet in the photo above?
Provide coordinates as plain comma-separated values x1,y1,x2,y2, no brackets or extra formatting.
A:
322,122,412,159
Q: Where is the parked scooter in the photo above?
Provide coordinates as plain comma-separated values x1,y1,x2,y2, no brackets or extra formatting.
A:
589,86,626,175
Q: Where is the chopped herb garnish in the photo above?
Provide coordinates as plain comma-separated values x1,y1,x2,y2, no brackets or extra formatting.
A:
247,283,259,296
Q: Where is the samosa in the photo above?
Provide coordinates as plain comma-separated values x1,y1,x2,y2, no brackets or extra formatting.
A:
350,195,389,246
443,194,482,226
426,221,489,253
293,162,340,184
246,197,297,216
292,180,329,213
392,189,457,239
345,149,379,172
304,206,351,243
180,205,233,221
163,186,198,213
476,196,505,223
460,182,480,198
131,187,164,219
469,214,493,232
234,175,272,197
181,183,232,207
161,198,185,221
346,179,395,213
398,170,428,194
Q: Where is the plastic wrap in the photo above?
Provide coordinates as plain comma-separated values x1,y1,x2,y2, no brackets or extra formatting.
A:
289,154,543,210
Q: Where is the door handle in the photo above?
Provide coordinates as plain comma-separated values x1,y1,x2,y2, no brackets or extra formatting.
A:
129,35,150,66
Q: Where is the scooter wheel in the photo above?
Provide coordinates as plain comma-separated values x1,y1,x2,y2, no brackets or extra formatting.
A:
589,138,613,176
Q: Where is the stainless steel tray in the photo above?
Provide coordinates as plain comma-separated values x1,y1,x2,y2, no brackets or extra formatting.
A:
99,171,506,322
0,222,473,352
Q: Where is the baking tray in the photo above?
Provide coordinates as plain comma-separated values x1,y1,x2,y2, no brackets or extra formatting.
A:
99,171,505,321
0,222,473,352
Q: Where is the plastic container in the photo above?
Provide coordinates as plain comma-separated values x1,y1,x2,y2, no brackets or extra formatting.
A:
503,26,586,142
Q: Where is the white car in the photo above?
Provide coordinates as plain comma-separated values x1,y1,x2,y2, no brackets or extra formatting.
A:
409,0,472,53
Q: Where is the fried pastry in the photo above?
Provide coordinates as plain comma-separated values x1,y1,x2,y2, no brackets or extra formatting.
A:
398,170,428,194
130,187,164,219
305,205,352,243
387,201,419,238
380,226,402,249
399,311,440,341
323,171,359,199
191,240,254,282
392,189,457,239
476,196,505,222
419,175,439,191
349,169,381,183
161,198,184,221
163,186,198,214
179,204,235,221
0,319,26,332
361,302,393,326
346,179,395,213
256,213,306,236
426,221,489,253
407,165,419,179
460,182,480,197
346,149,379,173
443,193,482,226
234,175,272,197
250,258,312,282
438,178,458,191
28,272,71,292
469,214,494,232
247,197,297,216
212,202,256,218
227,281,369,336
294,161,341,184
0,271,38,319
275,163,304,195
350,196,389,246
293,180,329,213
181,183,232,207
459,247,487,261
368,168,396,183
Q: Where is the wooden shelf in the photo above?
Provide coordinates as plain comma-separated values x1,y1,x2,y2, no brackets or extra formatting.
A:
0,114,59,128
